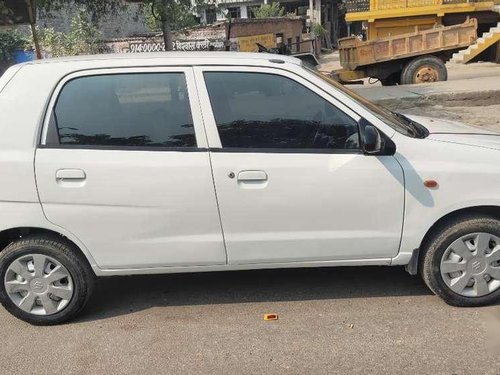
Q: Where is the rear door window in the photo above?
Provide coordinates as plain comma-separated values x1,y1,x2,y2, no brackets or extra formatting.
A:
51,73,196,148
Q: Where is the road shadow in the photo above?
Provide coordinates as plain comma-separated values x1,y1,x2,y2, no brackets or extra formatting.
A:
78,266,432,323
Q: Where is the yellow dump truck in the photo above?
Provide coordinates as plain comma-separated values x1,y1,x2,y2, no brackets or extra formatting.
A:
343,0,500,73
333,18,478,85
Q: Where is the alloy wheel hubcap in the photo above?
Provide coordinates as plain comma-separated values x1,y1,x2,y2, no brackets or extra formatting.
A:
4,254,73,315
440,232,500,297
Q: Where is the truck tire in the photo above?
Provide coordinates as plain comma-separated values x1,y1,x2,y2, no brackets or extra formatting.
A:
420,214,500,307
0,235,95,325
400,55,447,85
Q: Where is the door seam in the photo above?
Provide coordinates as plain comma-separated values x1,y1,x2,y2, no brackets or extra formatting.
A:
190,66,229,264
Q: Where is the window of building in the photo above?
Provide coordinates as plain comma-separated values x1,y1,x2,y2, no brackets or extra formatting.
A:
227,6,241,19
205,7,217,24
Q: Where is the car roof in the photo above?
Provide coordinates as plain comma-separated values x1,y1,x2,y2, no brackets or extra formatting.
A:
25,51,303,67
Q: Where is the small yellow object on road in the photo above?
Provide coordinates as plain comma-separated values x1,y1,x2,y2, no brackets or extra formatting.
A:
264,313,278,321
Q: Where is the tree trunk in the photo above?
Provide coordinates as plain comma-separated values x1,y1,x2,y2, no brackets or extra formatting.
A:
26,0,42,59
162,20,173,51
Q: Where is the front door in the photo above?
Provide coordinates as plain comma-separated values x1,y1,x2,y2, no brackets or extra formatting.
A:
35,68,226,269
195,66,404,264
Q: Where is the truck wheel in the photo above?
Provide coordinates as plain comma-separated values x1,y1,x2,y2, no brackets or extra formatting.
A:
420,214,500,307
0,235,94,325
400,55,447,84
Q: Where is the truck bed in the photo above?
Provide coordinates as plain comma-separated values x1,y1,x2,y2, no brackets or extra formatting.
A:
339,19,478,70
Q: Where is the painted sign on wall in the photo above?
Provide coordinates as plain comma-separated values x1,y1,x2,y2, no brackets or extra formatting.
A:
108,38,226,53
237,33,275,52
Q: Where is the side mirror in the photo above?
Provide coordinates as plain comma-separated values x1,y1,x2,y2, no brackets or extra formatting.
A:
360,119,396,155
363,124,381,154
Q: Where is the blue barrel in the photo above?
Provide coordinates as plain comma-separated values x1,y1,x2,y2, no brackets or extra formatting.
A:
14,50,36,63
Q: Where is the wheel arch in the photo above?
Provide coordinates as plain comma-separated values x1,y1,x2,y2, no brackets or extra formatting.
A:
406,205,500,275
0,226,97,274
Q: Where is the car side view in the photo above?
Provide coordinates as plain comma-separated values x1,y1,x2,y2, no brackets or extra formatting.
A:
1,52,500,325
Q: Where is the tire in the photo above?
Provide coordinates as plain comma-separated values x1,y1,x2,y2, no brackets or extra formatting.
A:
400,55,447,85
0,235,94,325
420,214,500,307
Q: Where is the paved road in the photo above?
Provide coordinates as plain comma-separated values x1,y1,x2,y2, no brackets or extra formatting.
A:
1,266,500,374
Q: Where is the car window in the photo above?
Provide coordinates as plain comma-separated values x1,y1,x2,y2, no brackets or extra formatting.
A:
304,66,429,138
52,73,196,147
203,72,360,150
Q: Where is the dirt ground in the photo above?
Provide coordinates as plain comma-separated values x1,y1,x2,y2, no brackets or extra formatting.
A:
388,102,500,132
404,104,500,131
319,54,500,131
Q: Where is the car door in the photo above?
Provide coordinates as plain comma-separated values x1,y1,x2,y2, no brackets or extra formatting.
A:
194,66,404,265
35,67,227,269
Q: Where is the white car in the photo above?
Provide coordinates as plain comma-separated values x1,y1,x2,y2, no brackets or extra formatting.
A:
1,52,500,325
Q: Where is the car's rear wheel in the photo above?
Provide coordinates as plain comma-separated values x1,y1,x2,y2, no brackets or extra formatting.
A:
421,214,500,306
0,235,94,325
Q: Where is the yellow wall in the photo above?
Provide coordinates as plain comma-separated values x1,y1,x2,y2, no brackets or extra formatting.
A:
368,15,441,39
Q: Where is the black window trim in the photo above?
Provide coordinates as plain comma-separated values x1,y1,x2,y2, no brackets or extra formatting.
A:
37,144,363,155
37,144,208,152
208,147,363,154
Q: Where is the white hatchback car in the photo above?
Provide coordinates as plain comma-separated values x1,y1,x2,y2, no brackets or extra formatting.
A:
1,52,500,325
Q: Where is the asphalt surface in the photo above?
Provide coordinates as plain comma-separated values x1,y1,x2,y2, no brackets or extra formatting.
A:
1,266,500,374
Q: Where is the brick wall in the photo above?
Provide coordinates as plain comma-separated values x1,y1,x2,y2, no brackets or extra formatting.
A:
230,18,309,52
103,18,312,54
104,24,227,53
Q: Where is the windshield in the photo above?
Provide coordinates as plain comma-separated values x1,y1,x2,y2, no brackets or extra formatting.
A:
305,66,428,138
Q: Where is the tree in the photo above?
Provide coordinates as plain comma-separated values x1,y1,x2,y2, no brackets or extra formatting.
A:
253,2,285,18
40,0,216,52
5,0,216,55
143,1,197,35
144,0,217,51
37,8,102,57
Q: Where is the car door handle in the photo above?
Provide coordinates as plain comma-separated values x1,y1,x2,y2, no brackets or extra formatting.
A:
55,169,86,181
237,170,268,182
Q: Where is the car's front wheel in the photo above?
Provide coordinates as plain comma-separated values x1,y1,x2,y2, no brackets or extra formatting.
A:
421,214,500,306
0,235,94,325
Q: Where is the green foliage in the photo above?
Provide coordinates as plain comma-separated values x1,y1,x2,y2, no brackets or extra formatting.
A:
143,2,197,32
0,30,31,61
37,8,101,57
146,0,215,24
142,0,218,49
311,22,326,38
253,2,285,18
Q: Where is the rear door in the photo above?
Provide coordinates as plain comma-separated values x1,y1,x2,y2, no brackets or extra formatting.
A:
195,66,405,264
35,67,226,269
